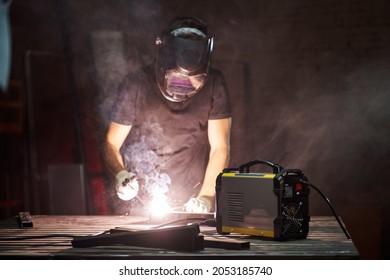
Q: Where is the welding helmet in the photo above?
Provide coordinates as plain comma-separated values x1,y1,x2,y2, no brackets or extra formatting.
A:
155,17,214,102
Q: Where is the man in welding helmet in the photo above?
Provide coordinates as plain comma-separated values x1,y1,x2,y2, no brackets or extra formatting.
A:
101,17,231,214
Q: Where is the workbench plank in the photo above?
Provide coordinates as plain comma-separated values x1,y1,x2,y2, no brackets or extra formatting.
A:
0,215,358,259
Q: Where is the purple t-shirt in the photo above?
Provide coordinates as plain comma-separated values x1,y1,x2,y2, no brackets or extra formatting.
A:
111,63,231,204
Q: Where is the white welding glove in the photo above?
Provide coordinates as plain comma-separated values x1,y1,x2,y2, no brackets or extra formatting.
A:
115,170,139,201
184,197,212,213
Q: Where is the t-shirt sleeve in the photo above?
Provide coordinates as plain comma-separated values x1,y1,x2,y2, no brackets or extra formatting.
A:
209,70,232,120
110,75,137,125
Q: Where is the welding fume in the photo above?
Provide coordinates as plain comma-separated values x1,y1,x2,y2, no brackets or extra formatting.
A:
100,16,232,219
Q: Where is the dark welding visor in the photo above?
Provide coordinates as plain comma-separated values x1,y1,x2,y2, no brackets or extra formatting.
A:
156,34,213,102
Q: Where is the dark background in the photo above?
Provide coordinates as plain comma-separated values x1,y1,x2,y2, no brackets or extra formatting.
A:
1,0,390,259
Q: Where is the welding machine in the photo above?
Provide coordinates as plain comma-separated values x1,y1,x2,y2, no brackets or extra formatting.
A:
215,160,310,240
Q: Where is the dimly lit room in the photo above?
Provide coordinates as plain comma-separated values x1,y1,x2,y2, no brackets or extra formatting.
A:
1,0,390,261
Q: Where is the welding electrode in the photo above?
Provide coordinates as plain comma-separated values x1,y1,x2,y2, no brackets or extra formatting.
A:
129,185,148,208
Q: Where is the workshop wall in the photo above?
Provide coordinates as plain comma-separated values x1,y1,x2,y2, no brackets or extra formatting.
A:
4,0,390,259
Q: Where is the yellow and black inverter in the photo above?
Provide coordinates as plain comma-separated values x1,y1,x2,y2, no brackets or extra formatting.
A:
215,160,310,240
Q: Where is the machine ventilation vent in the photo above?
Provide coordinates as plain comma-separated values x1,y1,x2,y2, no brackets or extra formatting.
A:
226,192,244,222
281,201,304,235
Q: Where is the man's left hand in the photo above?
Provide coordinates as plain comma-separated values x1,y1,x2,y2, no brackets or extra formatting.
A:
184,197,212,213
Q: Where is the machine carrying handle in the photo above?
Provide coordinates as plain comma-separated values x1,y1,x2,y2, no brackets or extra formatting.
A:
239,159,284,174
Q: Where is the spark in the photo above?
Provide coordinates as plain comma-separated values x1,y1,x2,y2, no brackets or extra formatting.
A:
148,194,172,219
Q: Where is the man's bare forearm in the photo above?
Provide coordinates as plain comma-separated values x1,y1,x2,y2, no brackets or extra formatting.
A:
197,146,230,201
100,142,125,179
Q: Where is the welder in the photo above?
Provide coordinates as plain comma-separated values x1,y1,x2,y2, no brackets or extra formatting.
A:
101,16,232,214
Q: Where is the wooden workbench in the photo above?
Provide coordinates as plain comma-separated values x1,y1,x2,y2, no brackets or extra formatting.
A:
0,215,359,259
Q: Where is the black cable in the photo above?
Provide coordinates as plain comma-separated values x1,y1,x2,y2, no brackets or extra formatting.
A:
300,180,351,239
0,234,83,241
0,230,110,242
200,218,217,227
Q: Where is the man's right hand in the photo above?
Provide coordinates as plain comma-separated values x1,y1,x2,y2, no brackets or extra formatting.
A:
115,170,139,200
